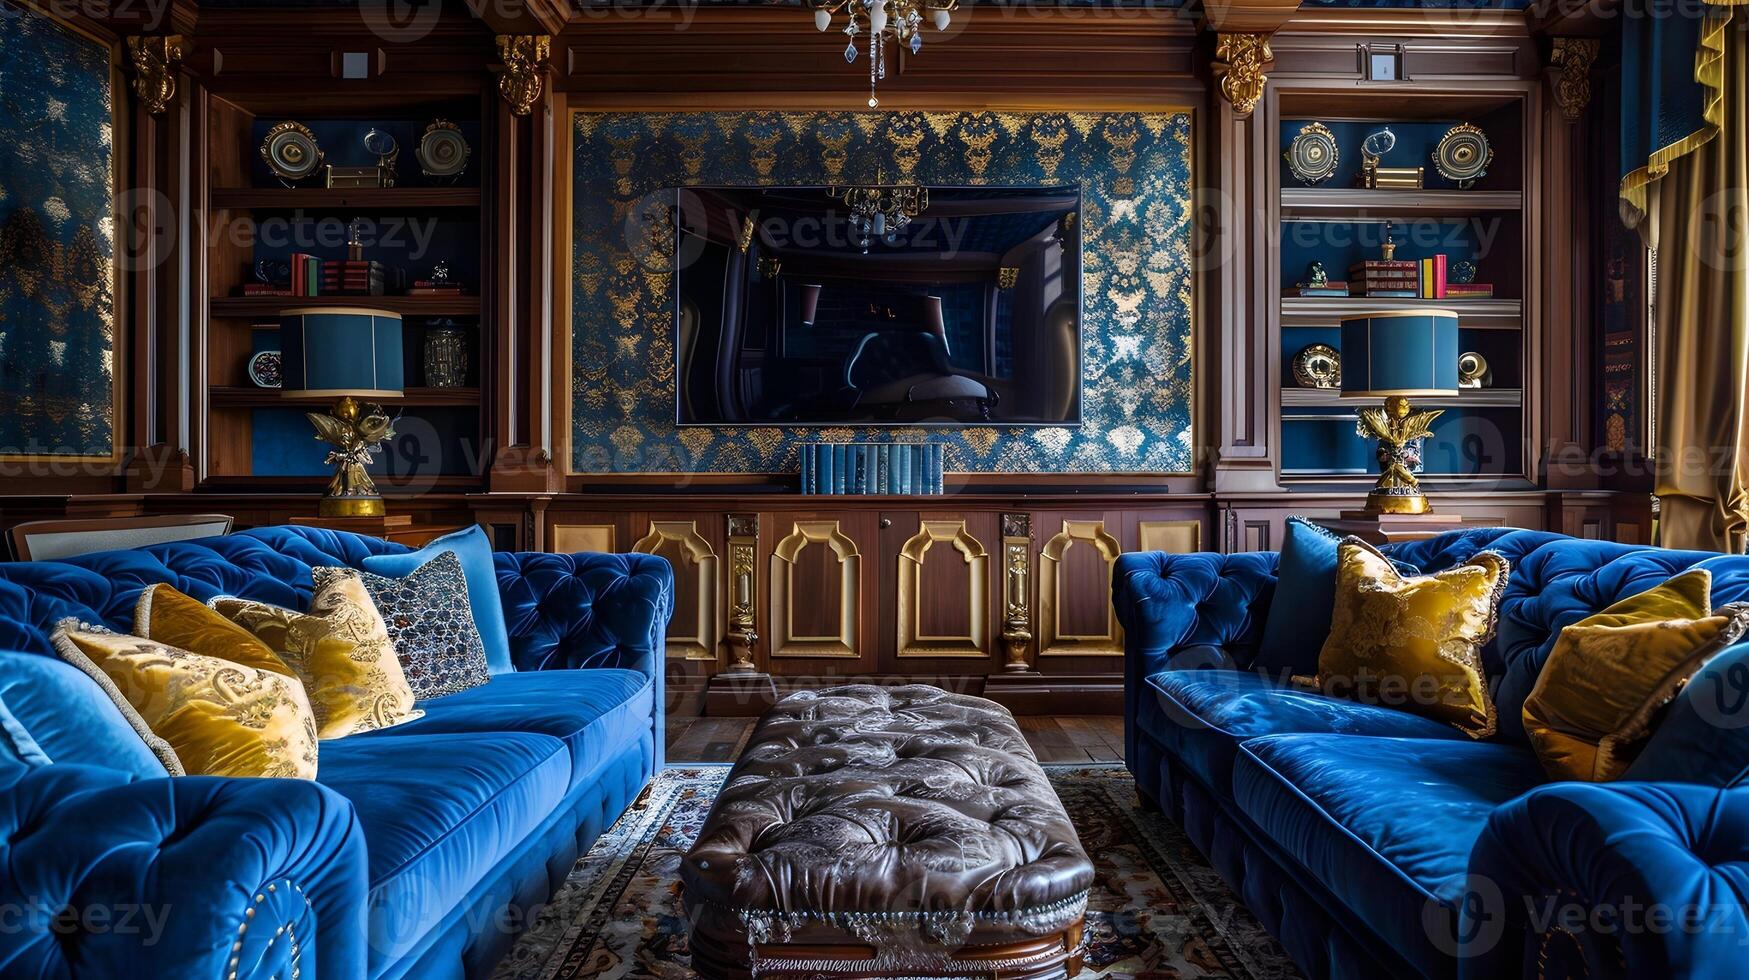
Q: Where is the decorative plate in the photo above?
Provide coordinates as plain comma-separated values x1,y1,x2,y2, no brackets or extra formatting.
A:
1285,122,1340,186
1293,344,1342,389
1458,351,1489,388
248,350,283,389
416,120,471,179
1450,260,1479,285
1433,123,1493,189
259,121,324,185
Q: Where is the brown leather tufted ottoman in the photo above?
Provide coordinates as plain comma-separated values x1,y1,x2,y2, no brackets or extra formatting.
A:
681,684,1094,979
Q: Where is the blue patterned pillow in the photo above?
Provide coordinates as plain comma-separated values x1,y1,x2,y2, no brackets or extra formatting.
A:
331,551,490,700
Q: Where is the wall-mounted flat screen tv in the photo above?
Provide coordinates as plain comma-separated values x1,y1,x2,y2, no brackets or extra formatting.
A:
674,185,1082,426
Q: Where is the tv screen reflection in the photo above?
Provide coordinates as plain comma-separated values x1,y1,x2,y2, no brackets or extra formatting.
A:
674,185,1082,426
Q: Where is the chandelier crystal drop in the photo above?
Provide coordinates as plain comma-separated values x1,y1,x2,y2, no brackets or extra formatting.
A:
830,179,929,252
811,0,956,108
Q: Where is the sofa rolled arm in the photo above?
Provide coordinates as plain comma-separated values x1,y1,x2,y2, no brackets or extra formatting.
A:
495,550,675,677
1460,781,1749,980
1113,551,1279,679
0,764,366,980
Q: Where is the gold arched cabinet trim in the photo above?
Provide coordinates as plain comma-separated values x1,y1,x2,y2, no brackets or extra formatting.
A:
632,521,721,662
770,521,861,659
1038,519,1124,657
896,520,990,659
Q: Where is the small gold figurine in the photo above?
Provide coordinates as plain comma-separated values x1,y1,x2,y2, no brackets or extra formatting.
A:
307,396,395,517
1356,395,1441,514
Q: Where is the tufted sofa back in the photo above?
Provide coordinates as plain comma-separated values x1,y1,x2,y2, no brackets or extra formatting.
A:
0,526,409,656
1112,527,1569,675
1491,541,1749,743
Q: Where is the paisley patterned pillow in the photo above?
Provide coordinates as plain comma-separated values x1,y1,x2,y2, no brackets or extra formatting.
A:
333,551,491,700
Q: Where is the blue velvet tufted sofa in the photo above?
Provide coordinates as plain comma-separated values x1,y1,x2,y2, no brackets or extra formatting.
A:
0,525,673,980
1116,528,1749,979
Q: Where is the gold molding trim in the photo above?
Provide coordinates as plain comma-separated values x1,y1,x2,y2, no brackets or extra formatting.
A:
551,524,615,554
1038,519,1124,657
896,520,990,659
770,520,860,659
999,512,1034,672
632,520,721,662
1213,32,1273,118
725,513,760,672
496,35,552,116
1138,519,1202,555
1549,37,1600,124
126,35,185,115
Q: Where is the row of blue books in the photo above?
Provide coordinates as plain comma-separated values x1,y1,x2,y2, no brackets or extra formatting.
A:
800,443,944,495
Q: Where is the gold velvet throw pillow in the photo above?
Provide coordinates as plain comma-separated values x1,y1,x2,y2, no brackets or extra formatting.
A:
1523,569,1749,781
1311,538,1508,738
51,620,318,779
135,583,292,678
211,568,423,740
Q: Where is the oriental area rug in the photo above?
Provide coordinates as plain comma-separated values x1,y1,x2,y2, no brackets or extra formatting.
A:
494,765,1301,980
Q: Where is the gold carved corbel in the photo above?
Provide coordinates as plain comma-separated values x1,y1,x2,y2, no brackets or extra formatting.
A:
999,513,1034,673
496,35,552,117
1213,33,1274,118
127,35,186,115
1549,38,1600,124
724,514,759,673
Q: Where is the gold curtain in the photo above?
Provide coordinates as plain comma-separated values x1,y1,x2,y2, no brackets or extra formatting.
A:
1640,11,1748,551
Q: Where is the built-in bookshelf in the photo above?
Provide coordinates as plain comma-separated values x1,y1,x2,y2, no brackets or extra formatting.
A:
1271,88,1534,487
199,96,491,489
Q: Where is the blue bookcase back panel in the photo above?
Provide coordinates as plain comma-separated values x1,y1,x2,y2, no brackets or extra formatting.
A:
1282,406,1523,477
1278,119,1517,192
250,407,481,478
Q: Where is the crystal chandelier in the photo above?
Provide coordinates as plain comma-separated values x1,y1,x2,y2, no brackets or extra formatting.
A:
811,0,958,108
830,180,930,251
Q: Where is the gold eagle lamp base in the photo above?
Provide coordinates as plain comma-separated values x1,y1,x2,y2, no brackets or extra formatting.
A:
309,396,396,519
1357,394,1440,516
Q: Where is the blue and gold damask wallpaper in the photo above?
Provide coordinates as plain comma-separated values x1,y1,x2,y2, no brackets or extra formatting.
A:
0,2,118,460
571,110,1194,475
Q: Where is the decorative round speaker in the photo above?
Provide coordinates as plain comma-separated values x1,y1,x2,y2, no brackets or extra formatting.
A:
1457,351,1489,388
1433,123,1493,189
259,121,324,185
248,350,283,389
417,120,471,180
1292,344,1342,389
1285,122,1340,186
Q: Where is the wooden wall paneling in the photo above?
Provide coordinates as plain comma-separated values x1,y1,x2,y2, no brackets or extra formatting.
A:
1034,511,1125,664
548,511,635,554
765,511,878,677
880,511,998,678
556,9,1202,106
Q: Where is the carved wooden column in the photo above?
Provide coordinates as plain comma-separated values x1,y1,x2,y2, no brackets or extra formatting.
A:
123,34,195,492
1210,32,1281,492
707,513,778,715
1541,37,1600,487
489,34,565,492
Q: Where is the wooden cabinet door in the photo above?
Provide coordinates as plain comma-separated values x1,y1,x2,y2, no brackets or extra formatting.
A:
1031,509,1127,674
763,511,880,679
876,510,1000,678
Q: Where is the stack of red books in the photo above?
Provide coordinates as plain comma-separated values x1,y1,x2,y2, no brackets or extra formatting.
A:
322,259,387,296
1348,259,1419,297
409,279,465,296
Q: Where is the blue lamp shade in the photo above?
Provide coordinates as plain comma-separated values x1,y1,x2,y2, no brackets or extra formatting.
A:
279,307,405,398
1339,310,1461,397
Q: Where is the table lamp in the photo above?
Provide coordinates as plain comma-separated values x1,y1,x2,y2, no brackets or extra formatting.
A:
1339,309,1459,515
279,307,404,518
